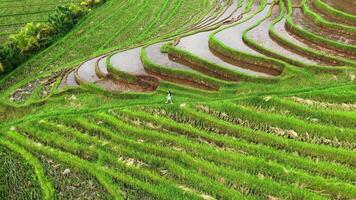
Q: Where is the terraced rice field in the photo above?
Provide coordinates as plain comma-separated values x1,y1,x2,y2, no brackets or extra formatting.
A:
0,0,356,199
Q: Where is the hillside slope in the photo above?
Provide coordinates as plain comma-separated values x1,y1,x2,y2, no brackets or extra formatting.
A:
0,0,356,199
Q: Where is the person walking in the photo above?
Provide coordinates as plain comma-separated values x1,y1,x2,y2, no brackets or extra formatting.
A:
165,91,173,104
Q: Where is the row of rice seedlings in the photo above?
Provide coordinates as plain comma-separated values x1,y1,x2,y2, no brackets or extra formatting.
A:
57,114,253,198
0,12,49,27
187,0,228,31
295,0,356,46
312,0,356,24
65,0,148,57
289,96,356,111
142,0,184,39
126,107,356,183
0,8,52,18
36,118,158,199
156,82,222,101
3,130,124,200
302,0,356,35
0,3,59,16
53,117,250,200
286,0,356,54
214,100,356,147
102,0,158,49
38,119,204,200
16,124,98,162
243,96,356,129
101,110,355,199
75,112,325,199
0,0,80,8
166,103,355,167
162,106,356,198
295,84,356,104
147,0,221,38
34,152,111,200
128,0,223,46
121,0,171,45
0,139,53,200
57,0,132,53
16,118,199,200
201,101,356,150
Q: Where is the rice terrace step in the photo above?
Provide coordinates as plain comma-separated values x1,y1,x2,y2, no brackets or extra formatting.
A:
0,0,355,199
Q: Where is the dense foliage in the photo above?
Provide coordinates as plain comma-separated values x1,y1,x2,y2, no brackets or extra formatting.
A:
0,0,106,75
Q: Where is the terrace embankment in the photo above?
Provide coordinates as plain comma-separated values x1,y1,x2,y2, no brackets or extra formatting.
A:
6,0,355,105
271,17,346,66
245,3,333,67
323,0,356,16
54,0,356,97
60,0,282,92
53,1,352,94
292,8,356,45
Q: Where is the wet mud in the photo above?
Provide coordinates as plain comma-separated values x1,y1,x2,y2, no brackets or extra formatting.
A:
292,8,356,45
76,57,101,83
110,48,147,76
247,4,330,66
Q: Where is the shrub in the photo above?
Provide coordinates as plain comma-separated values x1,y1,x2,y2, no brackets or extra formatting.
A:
0,42,27,73
0,0,106,75
48,4,87,36
9,23,52,53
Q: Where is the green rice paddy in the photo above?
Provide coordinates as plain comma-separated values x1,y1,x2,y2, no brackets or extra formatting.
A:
0,0,355,199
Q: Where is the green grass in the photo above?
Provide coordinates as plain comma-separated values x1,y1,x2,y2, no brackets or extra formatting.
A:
0,0,356,199
0,0,218,93
0,140,52,200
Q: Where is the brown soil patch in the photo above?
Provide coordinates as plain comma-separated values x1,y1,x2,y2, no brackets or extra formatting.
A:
97,75,159,93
